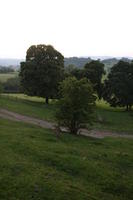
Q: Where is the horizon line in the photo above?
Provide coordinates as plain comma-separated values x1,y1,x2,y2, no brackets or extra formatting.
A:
0,56,133,60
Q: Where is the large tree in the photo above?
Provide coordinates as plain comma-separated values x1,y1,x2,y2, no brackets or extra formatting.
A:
84,60,105,99
56,77,96,134
103,60,133,111
20,45,64,103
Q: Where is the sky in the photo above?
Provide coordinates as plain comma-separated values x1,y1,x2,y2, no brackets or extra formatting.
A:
0,0,133,58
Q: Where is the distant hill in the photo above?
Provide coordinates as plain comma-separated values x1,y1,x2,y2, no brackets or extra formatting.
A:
64,57,92,68
0,59,24,69
102,57,132,72
102,58,119,72
0,57,132,71
64,57,133,71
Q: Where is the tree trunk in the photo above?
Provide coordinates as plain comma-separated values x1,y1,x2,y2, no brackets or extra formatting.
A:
45,97,49,104
129,105,132,111
70,122,78,135
126,104,132,111
70,128,78,135
126,105,129,111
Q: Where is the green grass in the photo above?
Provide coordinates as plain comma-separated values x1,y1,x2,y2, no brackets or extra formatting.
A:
0,94,57,121
0,72,18,83
0,94,133,134
0,118,133,200
95,100,133,134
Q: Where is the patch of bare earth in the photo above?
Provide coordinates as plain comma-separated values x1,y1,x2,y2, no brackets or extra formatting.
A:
0,109,133,139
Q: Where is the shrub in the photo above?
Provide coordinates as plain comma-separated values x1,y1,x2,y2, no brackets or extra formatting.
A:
56,77,96,134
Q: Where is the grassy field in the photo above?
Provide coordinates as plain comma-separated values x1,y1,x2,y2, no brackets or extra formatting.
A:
0,72,18,82
0,117,133,200
0,94,133,133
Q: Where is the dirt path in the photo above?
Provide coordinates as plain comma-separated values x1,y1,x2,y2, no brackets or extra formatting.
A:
0,109,55,129
0,108,133,139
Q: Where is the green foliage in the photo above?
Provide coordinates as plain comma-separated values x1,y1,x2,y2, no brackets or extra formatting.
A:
84,60,105,99
20,44,64,103
64,57,92,68
70,68,84,80
65,60,105,99
56,77,96,134
65,66,84,80
103,60,133,111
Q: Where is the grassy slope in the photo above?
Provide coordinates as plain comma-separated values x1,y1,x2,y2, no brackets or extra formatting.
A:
0,94,133,133
0,118,133,200
0,72,18,83
0,94,56,121
95,100,133,133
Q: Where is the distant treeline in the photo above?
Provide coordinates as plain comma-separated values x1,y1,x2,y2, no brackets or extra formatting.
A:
64,57,92,68
0,77,20,93
0,57,132,72
0,66,15,73
64,57,132,72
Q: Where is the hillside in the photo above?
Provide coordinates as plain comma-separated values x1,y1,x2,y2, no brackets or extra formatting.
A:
64,57,92,68
1,94,133,133
0,94,133,200
0,58,24,69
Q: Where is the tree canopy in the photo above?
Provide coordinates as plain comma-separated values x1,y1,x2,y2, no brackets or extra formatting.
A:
65,65,84,80
84,60,105,99
103,60,133,111
20,45,64,103
56,77,96,134
65,60,105,99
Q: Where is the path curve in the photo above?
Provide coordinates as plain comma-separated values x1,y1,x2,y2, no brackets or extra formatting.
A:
0,109,55,129
0,109,133,139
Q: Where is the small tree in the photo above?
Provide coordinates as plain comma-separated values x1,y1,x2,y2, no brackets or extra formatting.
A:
56,77,96,134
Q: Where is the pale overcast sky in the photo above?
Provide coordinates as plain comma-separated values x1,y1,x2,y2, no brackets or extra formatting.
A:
0,0,133,58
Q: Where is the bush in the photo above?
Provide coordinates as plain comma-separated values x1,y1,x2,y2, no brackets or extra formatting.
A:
56,77,96,134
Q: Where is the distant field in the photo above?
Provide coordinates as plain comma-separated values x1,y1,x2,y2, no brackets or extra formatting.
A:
2,93,46,103
0,117,133,200
0,72,18,82
0,94,133,134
